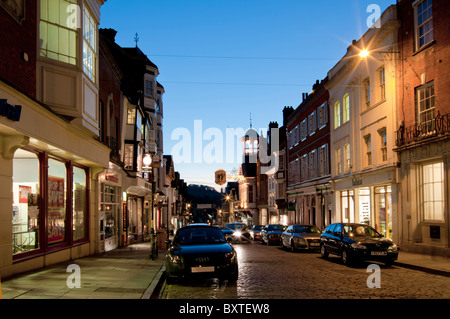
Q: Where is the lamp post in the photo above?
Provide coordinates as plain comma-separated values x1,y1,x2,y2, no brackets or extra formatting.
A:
143,154,157,260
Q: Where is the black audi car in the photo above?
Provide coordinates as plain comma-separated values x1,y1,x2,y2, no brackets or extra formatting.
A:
320,223,399,266
165,224,239,283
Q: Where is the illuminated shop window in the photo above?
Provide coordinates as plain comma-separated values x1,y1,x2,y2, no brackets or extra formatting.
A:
12,149,40,255
73,166,87,241
48,158,67,245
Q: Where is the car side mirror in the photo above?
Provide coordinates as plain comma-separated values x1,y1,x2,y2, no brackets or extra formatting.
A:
227,237,232,243
165,239,172,245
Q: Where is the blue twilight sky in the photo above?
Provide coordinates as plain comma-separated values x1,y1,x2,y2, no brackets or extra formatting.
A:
100,0,395,190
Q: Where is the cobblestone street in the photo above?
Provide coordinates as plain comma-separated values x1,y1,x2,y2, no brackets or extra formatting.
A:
157,241,450,299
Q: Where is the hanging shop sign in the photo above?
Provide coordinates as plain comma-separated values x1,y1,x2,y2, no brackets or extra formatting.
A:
215,169,226,185
0,99,22,121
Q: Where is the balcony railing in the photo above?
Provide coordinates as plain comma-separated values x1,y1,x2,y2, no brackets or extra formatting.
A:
395,112,450,148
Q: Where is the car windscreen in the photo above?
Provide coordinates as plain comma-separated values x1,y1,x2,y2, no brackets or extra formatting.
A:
267,225,283,231
175,227,227,245
293,225,321,233
253,226,263,230
225,224,244,231
343,225,382,238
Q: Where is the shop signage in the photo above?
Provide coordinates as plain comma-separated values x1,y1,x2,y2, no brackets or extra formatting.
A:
215,169,226,185
0,99,22,121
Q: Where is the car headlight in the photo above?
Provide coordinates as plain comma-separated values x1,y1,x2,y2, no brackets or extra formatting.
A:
169,254,182,264
388,244,398,252
224,251,235,260
351,243,367,249
294,237,306,244
233,231,242,237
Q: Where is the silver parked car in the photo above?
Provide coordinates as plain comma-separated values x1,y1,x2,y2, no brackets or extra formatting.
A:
281,225,322,252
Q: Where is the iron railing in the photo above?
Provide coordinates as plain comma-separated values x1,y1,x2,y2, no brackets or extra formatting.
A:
395,112,450,148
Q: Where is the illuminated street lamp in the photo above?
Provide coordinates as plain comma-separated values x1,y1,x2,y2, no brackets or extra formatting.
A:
359,48,399,59
359,49,369,58
143,153,152,171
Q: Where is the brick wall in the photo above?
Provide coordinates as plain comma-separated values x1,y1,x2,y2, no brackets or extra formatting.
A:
397,0,450,127
0,0,37,98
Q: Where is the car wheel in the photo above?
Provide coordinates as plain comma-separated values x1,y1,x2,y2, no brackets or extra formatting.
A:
341,249,352,266
290,240,296,252
320,244,328,259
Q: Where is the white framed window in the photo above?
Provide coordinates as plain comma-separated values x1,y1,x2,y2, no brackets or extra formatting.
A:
334,101,341,129
83,5,97,82
414,0,434,50
309,150,317,178
318,102,328,129
127,108,136,125
416,81,435,128
309,111,316,136
124,144,134,170
295,125,300,146
364,135,372,166
364,78,371,109
336,147,342,175
343,94,350,123
40,0,78,65
421,161,444,222
300,119,307,141
378,67,386,101
145,80,153,97
301,154,308,181
319,144,329,176
379,128,387,162
344,143,351,173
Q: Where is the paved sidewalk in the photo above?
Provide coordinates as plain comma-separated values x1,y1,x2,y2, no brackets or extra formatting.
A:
395,250,450,277
1,242,166,299
1,244,449,299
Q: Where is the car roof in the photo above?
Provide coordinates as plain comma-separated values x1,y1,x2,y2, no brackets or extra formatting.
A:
183,223,212,228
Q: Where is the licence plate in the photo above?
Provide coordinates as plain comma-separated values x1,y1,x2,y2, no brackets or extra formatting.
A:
309,242,320,246
191,266,215,273
371,251,387,256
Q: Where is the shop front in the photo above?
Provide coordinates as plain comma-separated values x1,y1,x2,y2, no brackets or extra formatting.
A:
334,175,396,241
0,81,110,279
98,166,123,252
123,176,152,244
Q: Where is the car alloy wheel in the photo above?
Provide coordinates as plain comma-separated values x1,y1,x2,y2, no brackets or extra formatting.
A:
290,240,296,252
320,244,328,259
341,249,352,265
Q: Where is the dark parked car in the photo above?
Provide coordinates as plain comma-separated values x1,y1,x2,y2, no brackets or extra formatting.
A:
165,224,239,283
260,224,283,245
221,222,251,243
320,223,399,266
250,225,264,241
281,225,322,252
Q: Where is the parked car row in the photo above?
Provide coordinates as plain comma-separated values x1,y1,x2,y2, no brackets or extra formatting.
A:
254,222,399,267
163,222,400,283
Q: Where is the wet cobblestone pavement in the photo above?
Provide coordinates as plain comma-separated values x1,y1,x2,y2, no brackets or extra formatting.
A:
157,241,450,299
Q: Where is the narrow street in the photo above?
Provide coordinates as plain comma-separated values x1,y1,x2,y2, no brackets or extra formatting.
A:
156,241,450,299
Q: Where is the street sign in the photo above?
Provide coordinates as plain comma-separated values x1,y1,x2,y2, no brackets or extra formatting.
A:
215,169,226,185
